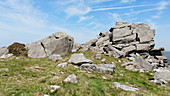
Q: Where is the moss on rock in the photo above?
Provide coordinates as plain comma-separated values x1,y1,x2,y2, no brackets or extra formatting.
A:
7,42,28,56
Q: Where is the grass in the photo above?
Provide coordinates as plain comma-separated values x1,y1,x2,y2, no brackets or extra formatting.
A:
0,51,170,96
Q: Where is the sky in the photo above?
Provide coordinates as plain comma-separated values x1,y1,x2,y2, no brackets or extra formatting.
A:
0,0,170,51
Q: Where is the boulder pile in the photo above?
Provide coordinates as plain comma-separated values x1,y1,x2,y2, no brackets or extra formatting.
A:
78,21,168,70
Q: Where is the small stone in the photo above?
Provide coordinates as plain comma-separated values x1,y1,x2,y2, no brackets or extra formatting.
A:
64,74,78,83
102,76,107,80
95,54,102,60
0,68,9,72
101,58,106,62
50,85,61,92
57,62,68,67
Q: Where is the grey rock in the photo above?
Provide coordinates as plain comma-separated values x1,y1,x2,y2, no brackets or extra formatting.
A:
121,45,136,55
0,53,13,59
136,42,155,51
113,82,139,91
48,54,62,61
0,47,8,57
72,43,81,53
154,70,170,81
57,62,68,67
64,74,78,83
155,79,168,85
68,53,92,65
104,46,125,58
98,31,109,37
134,23,155,43
80,64,115,74
134,56,153,71
95,54,102,60
101,58,106,62
50,85,61,92
26,32,74,58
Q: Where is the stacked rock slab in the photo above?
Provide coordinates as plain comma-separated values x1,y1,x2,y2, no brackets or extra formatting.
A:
79,21,168,70
26,32,74,58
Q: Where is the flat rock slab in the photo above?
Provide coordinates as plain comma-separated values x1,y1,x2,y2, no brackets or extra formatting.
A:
68,53,92,65
80,64,116,74
113,82,139,92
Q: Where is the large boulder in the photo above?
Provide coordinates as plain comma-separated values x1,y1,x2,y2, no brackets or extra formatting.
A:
26,32,74,58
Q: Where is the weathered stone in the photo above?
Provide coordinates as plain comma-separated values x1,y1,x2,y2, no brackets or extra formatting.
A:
121,45,136,55
48,54,62,61
136,42,155,51
95,54,102,60
113,34,136,44
26,32,74,58
0,47,9,57
72,43,81,53
113,82,139,91
0,53,13,59
50,85,61,92
98,31,109,37
149,48,165,56
64,74,78,83
80,64,115,74
134,56,153,71
96,36,109,47
133,23,155,43
57,62,68,67
104,46,125,58
154,70,170,81
68,53,92,65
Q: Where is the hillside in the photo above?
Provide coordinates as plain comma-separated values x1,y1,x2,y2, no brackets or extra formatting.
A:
0,51,170,96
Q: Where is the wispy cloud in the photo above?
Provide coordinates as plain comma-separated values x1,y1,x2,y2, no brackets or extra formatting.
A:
111,13,123,21
151,1,170,18
120,0,136,3
78,16,94,22
92,4,153,11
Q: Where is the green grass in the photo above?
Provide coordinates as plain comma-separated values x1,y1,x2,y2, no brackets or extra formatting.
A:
0,51,170,96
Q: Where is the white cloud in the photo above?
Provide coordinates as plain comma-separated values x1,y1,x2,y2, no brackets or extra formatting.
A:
78,16,94,22
120,0,136,3
92,4,152,11
151,1,170,18
146,19,157,29
65,5,91,16
112,13,123,21
0,0,72,46
88,0,113,3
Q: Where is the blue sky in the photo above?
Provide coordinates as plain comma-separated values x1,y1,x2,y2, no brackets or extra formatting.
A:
0,0,170,51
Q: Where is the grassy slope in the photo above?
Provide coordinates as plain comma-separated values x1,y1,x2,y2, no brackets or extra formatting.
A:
0,51,170,96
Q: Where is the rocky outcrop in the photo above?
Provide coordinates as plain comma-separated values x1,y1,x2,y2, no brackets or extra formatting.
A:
26,32,74,58
78,21,168,71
